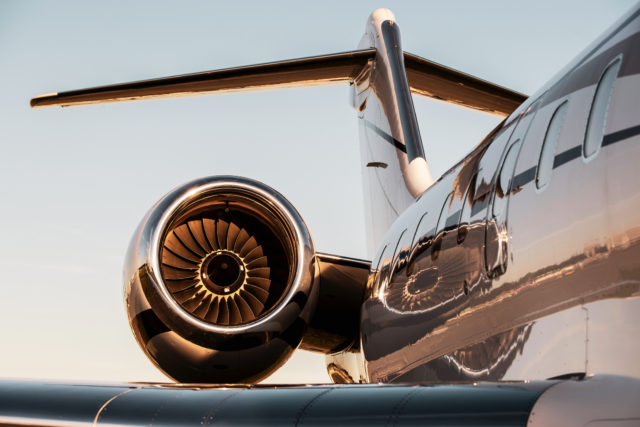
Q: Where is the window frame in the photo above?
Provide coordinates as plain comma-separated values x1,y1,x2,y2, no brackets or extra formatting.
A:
536,100,569,191
493,139,522,218
583,55,623,161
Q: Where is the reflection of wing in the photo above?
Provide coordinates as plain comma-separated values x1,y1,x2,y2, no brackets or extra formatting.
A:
444,324,533,380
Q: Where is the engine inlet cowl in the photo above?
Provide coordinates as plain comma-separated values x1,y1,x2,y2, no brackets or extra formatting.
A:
160,202,289,328
124,176,318,384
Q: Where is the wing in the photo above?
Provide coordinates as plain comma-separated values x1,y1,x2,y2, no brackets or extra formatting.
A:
1,377,637,425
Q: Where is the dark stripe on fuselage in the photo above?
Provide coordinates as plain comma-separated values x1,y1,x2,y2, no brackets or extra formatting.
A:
363,119,408,154
603,123,640,146
512,166,536,190
553,145,582,168
512,124,640,189
470,195,489,218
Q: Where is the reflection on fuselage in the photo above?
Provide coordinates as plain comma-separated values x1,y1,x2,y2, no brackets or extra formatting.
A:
357,38,640,382
392,324,534,382
321,8,640,385
385,220,485,315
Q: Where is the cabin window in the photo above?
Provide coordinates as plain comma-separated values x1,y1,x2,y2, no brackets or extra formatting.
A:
458,183,472,227
493,139,522,218
390,228,410,275
374,243,389,270
375,244,392,297
474,129,512,202
406,211,433,276
393,229,407,260
536,101,569,190
411,211,431,246
584,57,622,159
457,181,474,243
436,193,452,235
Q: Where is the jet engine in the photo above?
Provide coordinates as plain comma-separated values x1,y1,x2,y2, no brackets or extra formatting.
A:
123,176,318,383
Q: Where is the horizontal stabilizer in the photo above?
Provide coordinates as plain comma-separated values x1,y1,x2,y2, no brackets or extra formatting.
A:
31,50,375,108
404,52,526,115
31,50,526,115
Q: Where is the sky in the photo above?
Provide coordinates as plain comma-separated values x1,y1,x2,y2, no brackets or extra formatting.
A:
0,1,636,384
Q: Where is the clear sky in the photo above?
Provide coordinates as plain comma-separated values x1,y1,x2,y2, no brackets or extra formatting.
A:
0,1,636,384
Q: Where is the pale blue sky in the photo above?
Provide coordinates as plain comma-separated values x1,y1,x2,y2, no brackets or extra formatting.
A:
0,1,635,384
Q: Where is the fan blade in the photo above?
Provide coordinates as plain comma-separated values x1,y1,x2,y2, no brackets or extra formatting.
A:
240,289,265,316
205,297,220,323
174,225,206,257
248,267,270,280
162,249,199,270
239,236,258,258
216,220,230,250
161,265,198,280
247,277,271,290
218,299,230,325
173,286,202,305
164,232,201,262
165,279,198,293
234,228,251,253
243,245,264,263
182,290,206,311
234,294,255,322
202,218,219,250
226,222,241,252
193,294,213,318
246,256,268,269
227,297,243,325
188,220,212,253
245,284,269,303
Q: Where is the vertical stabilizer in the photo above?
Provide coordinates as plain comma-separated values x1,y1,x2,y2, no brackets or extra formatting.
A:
354,9,432,257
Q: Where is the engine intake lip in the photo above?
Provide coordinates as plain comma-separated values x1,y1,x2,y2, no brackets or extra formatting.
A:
146,176,315,338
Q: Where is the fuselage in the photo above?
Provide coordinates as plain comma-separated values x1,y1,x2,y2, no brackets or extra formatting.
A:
345,6,640,383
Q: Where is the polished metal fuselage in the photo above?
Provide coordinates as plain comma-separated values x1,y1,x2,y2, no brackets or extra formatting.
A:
348,6,640,383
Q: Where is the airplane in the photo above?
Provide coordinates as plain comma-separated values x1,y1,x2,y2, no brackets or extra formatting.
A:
1,3,639,425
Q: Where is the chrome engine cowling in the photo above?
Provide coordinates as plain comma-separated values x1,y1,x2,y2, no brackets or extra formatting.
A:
124,176,318,383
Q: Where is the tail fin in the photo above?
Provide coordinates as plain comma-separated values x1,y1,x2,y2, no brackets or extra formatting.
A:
353,9,526,257
354,9,431,257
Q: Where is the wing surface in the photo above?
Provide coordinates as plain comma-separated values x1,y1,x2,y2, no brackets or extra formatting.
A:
2,377,637,425
0,379,554,425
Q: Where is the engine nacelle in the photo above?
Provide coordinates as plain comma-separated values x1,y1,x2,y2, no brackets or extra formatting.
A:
124,176,318,383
